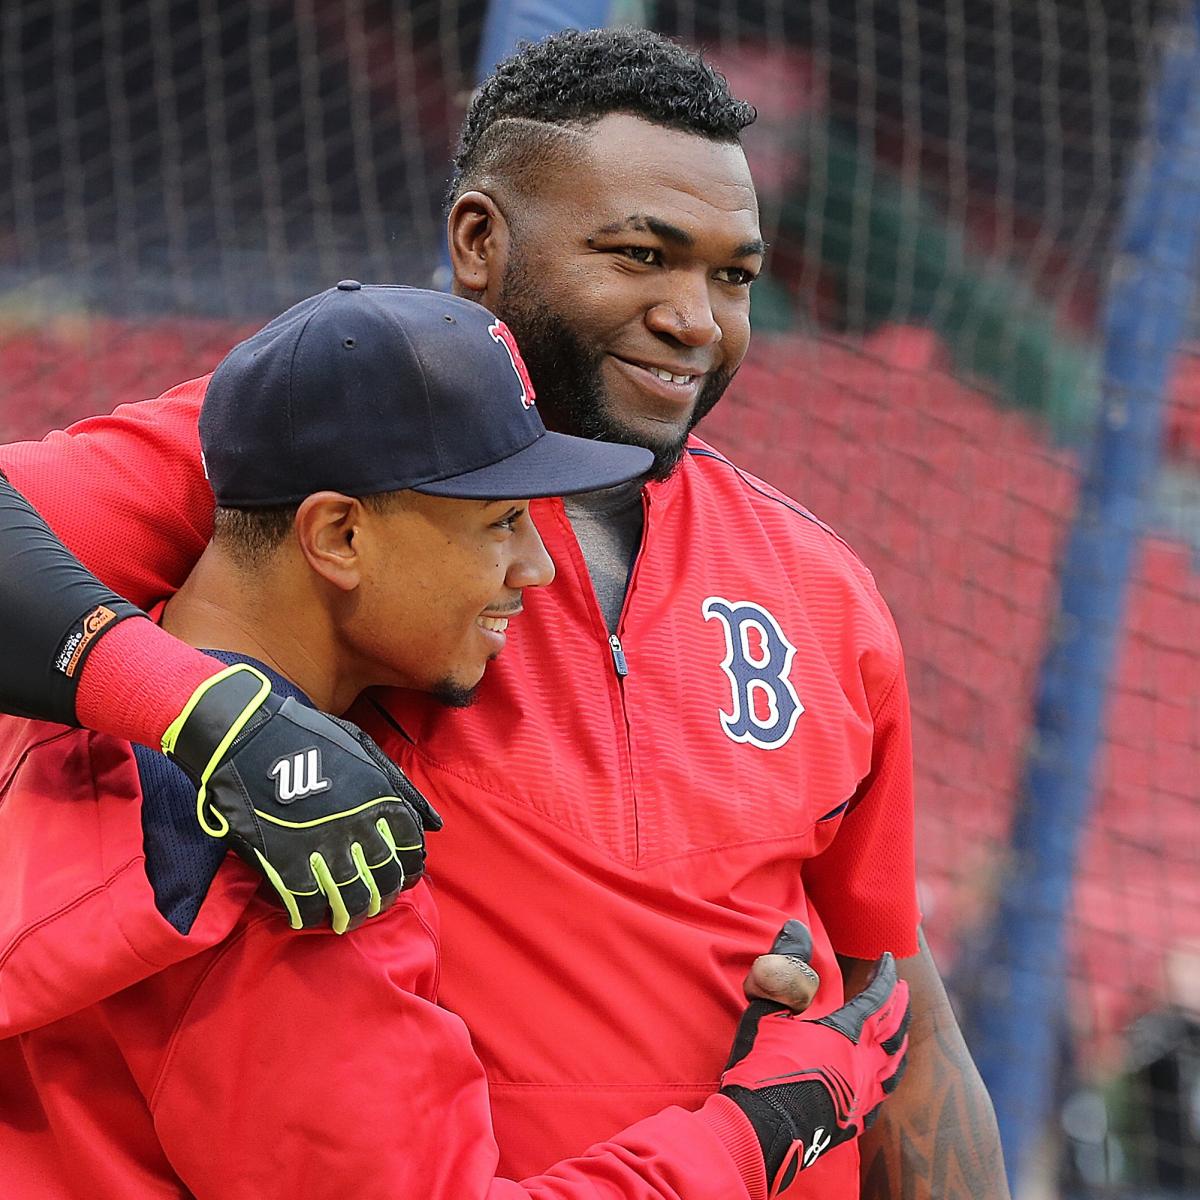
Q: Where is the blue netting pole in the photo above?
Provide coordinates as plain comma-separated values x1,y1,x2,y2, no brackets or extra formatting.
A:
966,3,1200,1183
435,0,614,288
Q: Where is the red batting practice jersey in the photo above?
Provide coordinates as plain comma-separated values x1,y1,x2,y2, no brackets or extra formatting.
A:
0,377,921,1199
0,667,764,1200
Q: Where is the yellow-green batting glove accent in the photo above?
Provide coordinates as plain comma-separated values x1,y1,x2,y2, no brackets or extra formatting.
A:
164,665,442,932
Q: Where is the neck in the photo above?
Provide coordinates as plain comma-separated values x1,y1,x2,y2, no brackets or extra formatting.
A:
162,546,360,714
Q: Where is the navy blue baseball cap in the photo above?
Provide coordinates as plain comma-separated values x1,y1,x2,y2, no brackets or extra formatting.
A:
200,282,653,506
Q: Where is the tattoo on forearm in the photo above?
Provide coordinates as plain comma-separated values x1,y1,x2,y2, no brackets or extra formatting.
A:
858,1018,1010,1200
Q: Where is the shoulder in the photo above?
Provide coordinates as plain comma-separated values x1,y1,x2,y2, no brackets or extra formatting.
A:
0,373,212,484
179,879,442,1010
673,438,893,611
0,715,126,810
0,714,239,927
0,718,253,1036
665,439,906,703
132,741,231,935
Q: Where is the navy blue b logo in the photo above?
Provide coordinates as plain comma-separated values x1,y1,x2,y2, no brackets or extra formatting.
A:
702,597,803,750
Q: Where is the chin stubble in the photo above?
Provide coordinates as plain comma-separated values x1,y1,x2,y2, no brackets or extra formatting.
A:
430,678,480,709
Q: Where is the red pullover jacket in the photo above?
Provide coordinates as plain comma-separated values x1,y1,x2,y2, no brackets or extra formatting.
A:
0,377,921,1199
0,671,765,1199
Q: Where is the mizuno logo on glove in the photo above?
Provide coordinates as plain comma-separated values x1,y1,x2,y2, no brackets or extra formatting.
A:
803,1126,832,1167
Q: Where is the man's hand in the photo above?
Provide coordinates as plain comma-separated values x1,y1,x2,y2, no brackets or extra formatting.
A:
720,923,911,1196
162,663,441,933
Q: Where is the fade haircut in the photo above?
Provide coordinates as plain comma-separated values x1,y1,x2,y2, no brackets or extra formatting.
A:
448,26,756,208
212,491,409,570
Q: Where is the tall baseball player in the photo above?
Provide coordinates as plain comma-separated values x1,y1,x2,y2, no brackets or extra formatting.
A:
0,28,1008,1200
0,283,911,1199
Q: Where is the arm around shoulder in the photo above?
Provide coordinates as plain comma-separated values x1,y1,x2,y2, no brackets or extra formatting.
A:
0,374,213,602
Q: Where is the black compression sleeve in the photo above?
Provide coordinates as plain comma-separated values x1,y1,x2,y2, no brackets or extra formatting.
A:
0,468,145,725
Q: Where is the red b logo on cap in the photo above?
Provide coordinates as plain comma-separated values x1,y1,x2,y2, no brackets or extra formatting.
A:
489,320,536,410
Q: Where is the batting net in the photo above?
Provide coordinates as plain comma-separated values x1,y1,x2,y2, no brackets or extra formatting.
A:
2,1,1198,1194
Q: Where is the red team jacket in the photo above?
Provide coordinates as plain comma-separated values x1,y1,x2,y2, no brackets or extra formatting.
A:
0,705,762,1198
0,377,921,1198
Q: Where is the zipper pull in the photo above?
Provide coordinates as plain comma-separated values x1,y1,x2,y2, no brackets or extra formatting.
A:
608,633,629,678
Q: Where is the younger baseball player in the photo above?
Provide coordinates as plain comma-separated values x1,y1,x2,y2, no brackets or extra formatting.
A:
0,284,909,1200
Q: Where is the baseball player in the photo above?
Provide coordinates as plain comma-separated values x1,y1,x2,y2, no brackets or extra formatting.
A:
0,28,1007,1200
0,284,910,1199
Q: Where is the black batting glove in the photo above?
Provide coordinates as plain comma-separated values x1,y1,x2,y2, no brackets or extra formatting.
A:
162,663,441,933
720,929,911,1195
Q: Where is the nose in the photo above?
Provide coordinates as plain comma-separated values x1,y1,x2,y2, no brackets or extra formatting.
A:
506,512,556,590
645,273,723,348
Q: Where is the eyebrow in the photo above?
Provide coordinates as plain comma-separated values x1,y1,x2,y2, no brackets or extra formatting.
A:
589,215,765,259
732,237,767,259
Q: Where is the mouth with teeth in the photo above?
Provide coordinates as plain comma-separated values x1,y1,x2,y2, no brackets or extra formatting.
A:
647,366,695,384
477,615,510,634
609,355,704,407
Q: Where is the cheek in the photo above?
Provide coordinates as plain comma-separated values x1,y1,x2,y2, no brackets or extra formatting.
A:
566,260,647,336
718,300,752,361
372,553,459,643
440,548,508,621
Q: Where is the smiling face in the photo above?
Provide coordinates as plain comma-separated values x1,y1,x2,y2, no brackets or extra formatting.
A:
454,114,763,479
347,493,554,706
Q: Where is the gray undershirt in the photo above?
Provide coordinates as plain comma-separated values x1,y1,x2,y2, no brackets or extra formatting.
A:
563,479,646,633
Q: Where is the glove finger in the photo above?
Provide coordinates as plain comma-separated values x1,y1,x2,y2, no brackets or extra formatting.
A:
372,815,426,891
722,997,791,1073
396,789,442,833
394,842,426,893
866,976,911,1051
816,952,897,1043
744,920,820,1010
360,850,403,908
880,990,912,1055
769,919,814,962
309,850,378,935
350,842,384,920
374,800,432,852
290,883,335,931
250,847,305,930
881,1039,910,1094
328,719,444,832
229,839,319,930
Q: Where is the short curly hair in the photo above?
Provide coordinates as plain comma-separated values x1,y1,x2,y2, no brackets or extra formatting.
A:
448,27,756,206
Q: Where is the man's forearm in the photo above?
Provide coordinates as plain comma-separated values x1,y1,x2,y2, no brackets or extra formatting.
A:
0,470,145,724
845,933,1011,1200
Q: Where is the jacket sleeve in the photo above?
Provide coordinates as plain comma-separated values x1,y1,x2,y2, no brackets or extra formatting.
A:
802,604,922,962
0,375,213,605
148,898,766,1200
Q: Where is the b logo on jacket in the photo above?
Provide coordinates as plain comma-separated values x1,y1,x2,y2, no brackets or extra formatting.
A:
702,597,804,750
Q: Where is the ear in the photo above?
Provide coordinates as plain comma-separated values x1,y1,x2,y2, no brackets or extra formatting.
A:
447,190,511,300
294,492,363,592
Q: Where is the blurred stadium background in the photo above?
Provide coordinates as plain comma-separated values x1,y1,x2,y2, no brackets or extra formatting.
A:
1,1,1197,1195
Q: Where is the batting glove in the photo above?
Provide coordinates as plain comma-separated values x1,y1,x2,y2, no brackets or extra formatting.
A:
720,928,911,1197
162,663,441,934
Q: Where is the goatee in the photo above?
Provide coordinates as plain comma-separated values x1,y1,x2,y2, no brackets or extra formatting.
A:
431,678,480,709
